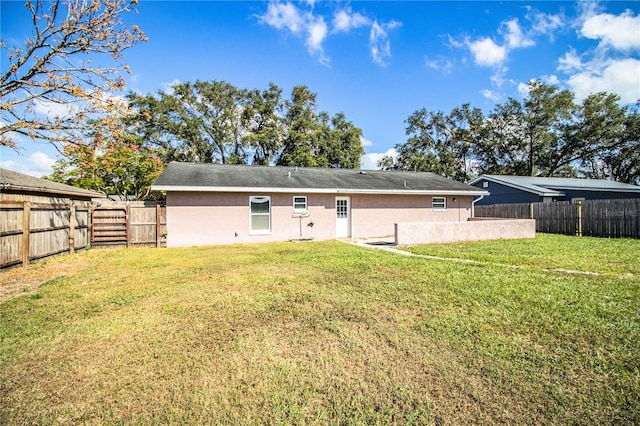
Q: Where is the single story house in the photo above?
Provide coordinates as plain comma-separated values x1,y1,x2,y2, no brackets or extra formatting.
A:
469,174,640,205
151,162,491,247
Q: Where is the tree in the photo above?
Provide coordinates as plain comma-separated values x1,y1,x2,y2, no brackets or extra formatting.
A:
391,82,639,184
601,103,640,185
474,81,575,177
1,0,146,149
241,84,284,165
570,93,628,180
277,85,319,167
276,86,364,168
128,81,363,168
49,117,164,200
324,112,364,169
129,80,248,164
380,105,481,180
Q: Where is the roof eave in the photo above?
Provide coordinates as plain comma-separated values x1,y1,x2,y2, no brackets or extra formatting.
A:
151,185,488,196
2,184,106,199
543,186,640,193
469,175,562,197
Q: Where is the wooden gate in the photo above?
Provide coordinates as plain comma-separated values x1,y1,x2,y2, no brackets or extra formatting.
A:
92,207,128,247
91,203,166,248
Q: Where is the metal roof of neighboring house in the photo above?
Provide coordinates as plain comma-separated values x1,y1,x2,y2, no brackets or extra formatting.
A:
469,174,640,196
0,168,105,199
152,162,488,196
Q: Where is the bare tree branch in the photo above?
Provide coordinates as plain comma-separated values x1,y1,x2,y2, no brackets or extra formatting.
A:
1,0,146,149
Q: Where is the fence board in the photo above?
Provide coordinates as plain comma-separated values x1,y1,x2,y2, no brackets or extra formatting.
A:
91,202,166,248
0,201,91,268
475,198,640,239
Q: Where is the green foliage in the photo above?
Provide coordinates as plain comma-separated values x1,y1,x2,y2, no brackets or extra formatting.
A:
49,118,164,200
382,105,481,180
129,81,364,169
389,81,640,184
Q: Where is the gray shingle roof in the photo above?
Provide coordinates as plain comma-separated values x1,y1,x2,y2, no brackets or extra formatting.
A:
152,162,487,195
469,174,640,196
0,168,105,199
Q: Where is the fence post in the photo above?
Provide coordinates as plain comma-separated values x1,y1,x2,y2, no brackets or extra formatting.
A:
69,202,76,254
22,201,30,267
529,203,534,219
156,203,161,248
576,201,582,237
125,204,130,248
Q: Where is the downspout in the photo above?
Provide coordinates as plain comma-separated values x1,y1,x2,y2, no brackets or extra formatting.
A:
471,195,484,218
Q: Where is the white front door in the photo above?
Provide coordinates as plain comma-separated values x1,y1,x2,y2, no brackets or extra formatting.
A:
336,196,351,238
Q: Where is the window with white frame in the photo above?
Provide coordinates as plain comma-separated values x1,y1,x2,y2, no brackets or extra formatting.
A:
293,196,308,213
249,196,271,234
432,197,446,211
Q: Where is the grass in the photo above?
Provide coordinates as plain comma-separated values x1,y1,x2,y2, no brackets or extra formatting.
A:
1,235,639,425
403,233,640,276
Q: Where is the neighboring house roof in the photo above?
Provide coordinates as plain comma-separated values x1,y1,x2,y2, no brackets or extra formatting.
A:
0,168,105,199
469,174,640,197
152,162,488,196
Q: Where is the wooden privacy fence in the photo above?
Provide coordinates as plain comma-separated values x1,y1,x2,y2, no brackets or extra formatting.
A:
91,202,166,249
1,201,90,268
1,202,166,268
475,198,640,238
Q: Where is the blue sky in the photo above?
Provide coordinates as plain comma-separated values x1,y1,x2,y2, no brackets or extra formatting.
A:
2,0,639,176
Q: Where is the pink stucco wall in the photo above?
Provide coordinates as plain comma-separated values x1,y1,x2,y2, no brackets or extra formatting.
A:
395,218,536,245
165,192,474,247
351,194,473,238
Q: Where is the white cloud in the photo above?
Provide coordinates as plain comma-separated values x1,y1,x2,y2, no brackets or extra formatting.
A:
542,74,560,85
259,3,399,66
480,89,500,102
160,78,181,94
370,20,401,66
360,136,373,147
501,18,535,49
566,58,640,104
0,151,57,177
425,55,453,74
33,99,76,117
333,8,369,33
557,49,583,73
306,16,329,64
526,8,564,37
580,10,640,51
260,2,304,33
517,82,531,98
489,66,510,87
556,8,640,105
468,37,507,67
361,148,398,170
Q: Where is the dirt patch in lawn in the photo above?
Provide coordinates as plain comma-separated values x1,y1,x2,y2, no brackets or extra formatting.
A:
0,256,88,302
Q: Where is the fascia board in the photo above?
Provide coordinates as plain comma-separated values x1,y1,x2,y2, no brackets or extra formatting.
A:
471,176,561,197
543,185,640,193
2,184,105,199
151,185,488,196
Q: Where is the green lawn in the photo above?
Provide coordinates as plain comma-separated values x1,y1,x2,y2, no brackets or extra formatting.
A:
403,233,640,276
1,235,639,425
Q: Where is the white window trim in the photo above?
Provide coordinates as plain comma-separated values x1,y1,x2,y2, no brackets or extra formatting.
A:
249,196,271,235
432,197,447,211
293,196,308,213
